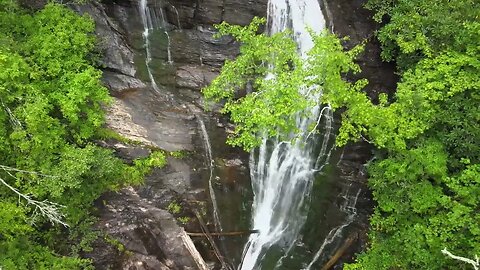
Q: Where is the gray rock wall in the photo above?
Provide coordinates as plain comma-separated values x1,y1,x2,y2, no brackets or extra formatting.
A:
70,0,263,269
166,0,267,28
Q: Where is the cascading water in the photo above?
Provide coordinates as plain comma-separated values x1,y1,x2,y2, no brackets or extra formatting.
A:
138,0,173,92
239,0,332,269
139,0,160,92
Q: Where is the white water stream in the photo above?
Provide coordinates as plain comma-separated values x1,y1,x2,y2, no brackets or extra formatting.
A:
196,116,223,234
170,4,182,30
138,0,173,92
159,8,173,64
239,0,331,269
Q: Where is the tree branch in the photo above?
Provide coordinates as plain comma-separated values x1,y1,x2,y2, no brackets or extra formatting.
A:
442,248,479,270
0,166,68,227
1,99,22,129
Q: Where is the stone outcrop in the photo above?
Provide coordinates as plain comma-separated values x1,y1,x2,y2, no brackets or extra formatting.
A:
175,65,217,90
71,1,146,94
91,187,208,270
170,28,239,68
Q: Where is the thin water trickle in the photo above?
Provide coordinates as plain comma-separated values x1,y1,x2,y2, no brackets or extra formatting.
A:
190,108,223,234
239,0,329,269
304,185,361,269
170,4,182,30
199,118,222,233
138,0,173,92
159,8,173,64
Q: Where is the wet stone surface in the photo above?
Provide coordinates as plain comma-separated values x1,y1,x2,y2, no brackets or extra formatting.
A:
73,0,265,269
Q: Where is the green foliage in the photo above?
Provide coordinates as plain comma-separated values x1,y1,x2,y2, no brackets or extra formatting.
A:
0,238,92,270
104,234,127,253
203,8,479,269
169,150,188,158
203,17,365,150
341,1,480,269
365,0,480,70
127,150,167,185
332,48,480,154
0,3,164,268
177,216,191,225
167,201,182,214
203,17,305,149
166,201,190,225
94,127,141,145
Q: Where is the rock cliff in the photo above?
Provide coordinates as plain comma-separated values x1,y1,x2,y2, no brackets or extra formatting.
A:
70,0,265,269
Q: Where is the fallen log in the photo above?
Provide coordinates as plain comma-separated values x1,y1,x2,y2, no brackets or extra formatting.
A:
180,230,209,270
192,210,234,270
321,233,358,270
186,230,259,237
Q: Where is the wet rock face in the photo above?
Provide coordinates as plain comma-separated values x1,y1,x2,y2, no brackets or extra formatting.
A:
71,0,262,268
166,0,267,28
323,0,398,101
71,1,145,94
175,65,217,90
83,0,264,96
171,29,239,68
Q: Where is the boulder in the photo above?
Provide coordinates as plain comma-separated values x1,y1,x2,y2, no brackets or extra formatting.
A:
103,71,147,95
96,187,208,270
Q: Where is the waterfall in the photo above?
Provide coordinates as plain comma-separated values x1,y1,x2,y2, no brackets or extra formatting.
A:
139,0,160,92
138,0,172,92
239,0,330,269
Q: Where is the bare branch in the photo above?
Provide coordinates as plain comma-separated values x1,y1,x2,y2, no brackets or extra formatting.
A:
0,165,55,177
1,99,22,129
442,248,479,270
0,166,68,227
306,104,331,140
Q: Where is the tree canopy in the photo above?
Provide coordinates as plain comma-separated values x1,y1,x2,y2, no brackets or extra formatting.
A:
203,17,366,150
